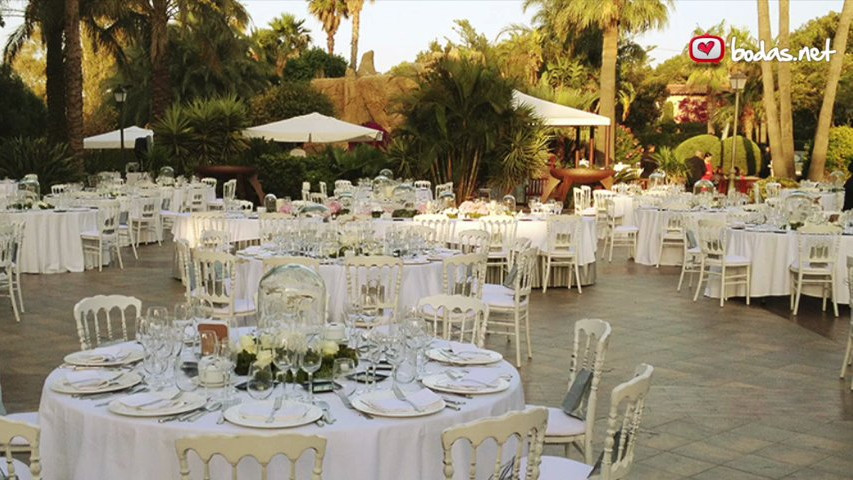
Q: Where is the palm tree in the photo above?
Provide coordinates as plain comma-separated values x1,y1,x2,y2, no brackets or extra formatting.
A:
757,0,789,177
344,0,373,70
778,0,795,172
536,0,671,162
808,0,853,180
252,13,312,77
307,0,345,55
64,0,84,157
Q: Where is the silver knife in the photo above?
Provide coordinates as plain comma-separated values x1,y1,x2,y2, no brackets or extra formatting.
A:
334,388,373,419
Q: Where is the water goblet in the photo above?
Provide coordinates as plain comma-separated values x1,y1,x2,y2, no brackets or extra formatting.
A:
332,358,355,390
300,341,323,404
246,363,274,400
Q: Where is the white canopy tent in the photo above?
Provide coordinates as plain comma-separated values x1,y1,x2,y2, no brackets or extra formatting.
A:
244,112,383,143
511,90,610,126
83,126,153,149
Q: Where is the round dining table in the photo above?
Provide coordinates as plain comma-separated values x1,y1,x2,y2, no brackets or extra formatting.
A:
38,340,525,480
0,208,99,274
634,208,727,267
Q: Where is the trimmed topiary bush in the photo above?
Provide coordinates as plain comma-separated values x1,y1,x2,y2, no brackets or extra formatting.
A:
674,134,722,167
720,135,762,175
824,126,853,172
250,82,335,125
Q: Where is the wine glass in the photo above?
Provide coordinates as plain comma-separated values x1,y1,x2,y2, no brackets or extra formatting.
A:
146,306,170,324
246,363,274,400
332,358,355,391
300,340,323,404
173,303,193,341
174,347,199,393
288,348,303,401
272,334,295,398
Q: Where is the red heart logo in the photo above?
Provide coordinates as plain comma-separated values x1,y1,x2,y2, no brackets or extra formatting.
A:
697,41,714,55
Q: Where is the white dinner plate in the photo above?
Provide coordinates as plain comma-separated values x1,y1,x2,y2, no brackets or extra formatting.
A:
403,258,430,265
108,392,206,417
351,390,445,418
51,371,142,395
63,346,144,367
421,373,511,395
426,348,503,365
224,400,322,429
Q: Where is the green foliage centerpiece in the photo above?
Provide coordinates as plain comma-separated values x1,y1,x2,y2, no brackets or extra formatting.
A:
234,333,358,382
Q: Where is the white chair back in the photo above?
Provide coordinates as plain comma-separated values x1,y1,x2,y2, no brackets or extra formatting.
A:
598,364,655,480
573,187,591,214
192,250,240,315
198,230,231,252
73,295,141,350
414,180,431,190
795,230,841,270
507,247,538,299
97,201,121,237
570,319,612,453
441,408,547,480
200,177,217,188
191,212,226,246
344,256,403,320
222,179,236,201
413,214,454,244
188,187,208,212
696,219,727,258
545,215,581,253
442,253,488,298
457,229,490,255
51,184,68,195
479,216,517,253
0,416,41,480
417,294,489,346
176,433,326,480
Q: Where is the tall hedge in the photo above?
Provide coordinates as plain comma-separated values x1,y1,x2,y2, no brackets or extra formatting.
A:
250,82,335,125
674,134,761,174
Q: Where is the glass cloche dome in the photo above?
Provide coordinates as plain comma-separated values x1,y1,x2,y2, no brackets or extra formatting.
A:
257,264,326,334
693,179,715,195
649,171,666,188
263,194,277,212
297,202,330,219
502,195,516,213
829,170,846,189
391,183,416,208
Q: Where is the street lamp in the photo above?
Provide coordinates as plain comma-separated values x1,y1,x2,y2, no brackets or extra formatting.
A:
728,72,748,194
114,86,128,166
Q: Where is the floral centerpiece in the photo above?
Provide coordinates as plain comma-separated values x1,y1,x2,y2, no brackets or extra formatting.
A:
234,333,358,382
455,200,512,219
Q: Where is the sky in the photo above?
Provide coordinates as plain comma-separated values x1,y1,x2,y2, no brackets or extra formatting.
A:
0,0,846,71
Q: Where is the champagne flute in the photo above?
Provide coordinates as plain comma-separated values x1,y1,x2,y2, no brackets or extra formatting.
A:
272,334,294,399
300,341,322,404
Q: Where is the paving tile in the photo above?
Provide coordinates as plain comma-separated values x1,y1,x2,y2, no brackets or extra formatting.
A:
639,451,715,477
673,440,743,464
724,453,802,479
705,431,774,454
691,466,773,480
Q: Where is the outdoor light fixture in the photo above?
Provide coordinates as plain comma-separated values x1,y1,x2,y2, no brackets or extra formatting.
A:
728,72,748,194
115,86,128,165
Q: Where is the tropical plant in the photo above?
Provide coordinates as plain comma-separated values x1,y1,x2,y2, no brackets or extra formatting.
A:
283,47,348,81
809,0,853,180
393,57,547,200
65,0,84,158
344,0,374,69
488,110,550,194
614,125,643,165
0,137,81,186
525,0,672,160
757,0,788,178
250,82,335,124
651,146,685,177
251,14,312,78
0,65,47,138
308,0,346,55
806,126,853,173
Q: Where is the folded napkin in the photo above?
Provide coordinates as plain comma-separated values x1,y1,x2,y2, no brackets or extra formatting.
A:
450,343,481,354
239,403,307,422
120,392,180,411
447,369,503,389
79,346,130,363
366,389,442,413
64,370,118,389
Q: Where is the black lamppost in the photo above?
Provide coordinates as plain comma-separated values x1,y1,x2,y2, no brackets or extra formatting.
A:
728,72,748,194
114,86,128,165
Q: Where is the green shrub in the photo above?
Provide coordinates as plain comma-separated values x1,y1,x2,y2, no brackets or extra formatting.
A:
674,134,722,167
0,66,47,139
84,150,127,175
250,82,335,125
615,125,643,165
824,126,853,172
0,137,81,187
720,135,761,175
652,146,686,177
283,48,348,81
256,153,308,199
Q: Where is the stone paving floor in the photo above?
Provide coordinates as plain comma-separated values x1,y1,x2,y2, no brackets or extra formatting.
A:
1,242,852,479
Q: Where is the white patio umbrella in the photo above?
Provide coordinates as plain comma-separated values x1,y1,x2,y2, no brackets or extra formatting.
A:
83,126,154,149
243,112,383,143
511,90,610,126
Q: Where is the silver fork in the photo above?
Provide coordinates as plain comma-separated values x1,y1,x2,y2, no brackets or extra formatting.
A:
392,383,425,412
265,396,284,424
315,400,336,424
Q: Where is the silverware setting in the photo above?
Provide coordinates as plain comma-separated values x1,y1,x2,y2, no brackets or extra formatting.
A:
265,396,284,424
334,387,373,419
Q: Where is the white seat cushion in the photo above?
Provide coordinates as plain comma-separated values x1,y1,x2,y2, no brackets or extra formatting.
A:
4,412,38,446
581,207,597,216
483,284,514,297
80,230,101,239
483,291,526,309
518,455,594,480
541,247,577,258
0,458,32,480
722,255,750,266
687,246,701,255
790,262,833,274
537,406,586,437
613,225,639,234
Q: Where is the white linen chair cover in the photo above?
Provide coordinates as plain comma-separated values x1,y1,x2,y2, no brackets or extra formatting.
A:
0,416,40,480
842,256,853,390
536,319,612,463
483,247,537,367
603,198,639,262
192,250,255,319
457,229,490,255
692,219,751,307
790,226,841,316
81,201,124,271
542,215,583,293
73,295,141,351
441,253,488,298
176,433,326,480
344,256,403,323
417,294,489,346
441,408,547,480
0,226,20,322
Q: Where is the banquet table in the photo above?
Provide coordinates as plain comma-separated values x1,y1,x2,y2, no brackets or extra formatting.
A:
39,340,525,480
0,180,16,198
0,208,99,273
634,208,727,267
780,189,843,212
703,227,853,303
236,253,445,321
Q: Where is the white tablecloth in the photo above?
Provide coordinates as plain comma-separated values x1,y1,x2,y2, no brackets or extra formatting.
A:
0,209,98,273
171,213,259,248
634,209,727,266
703,228,853,303
780,190,843,212
39,341,525,480
0,181,16,197
237,258,445,321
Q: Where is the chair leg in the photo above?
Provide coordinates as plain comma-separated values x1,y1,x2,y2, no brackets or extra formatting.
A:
583,433,593,465
9,279,20,322
14,269,23,313
693,260,705,302
574,262,582,294
542,256,550,294
841,337,853,378
514,312,522,367
115,242,124,270
524,310,532,360
719,265,726,307
677,262,687,291
608,235,614,262
793,274,803,315
745,265,751,306
98,240,103,272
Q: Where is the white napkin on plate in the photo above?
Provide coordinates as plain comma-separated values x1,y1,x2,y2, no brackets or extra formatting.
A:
79,345,130,363
64,370,116,388
239,403,307,422
366,389,442,413
445,369,502,389
120,392,180,411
